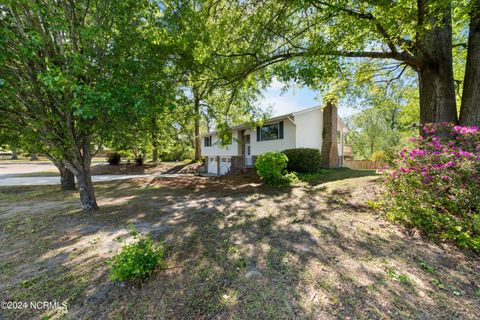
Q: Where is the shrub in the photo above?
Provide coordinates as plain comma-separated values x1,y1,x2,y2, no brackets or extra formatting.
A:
255,151,297,186
109,225,164,281
282,148,321,173
380,123,480,250
371,150,387,162
107,152,121,165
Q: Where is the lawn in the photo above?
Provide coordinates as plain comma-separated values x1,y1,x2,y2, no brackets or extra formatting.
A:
0,170,479,319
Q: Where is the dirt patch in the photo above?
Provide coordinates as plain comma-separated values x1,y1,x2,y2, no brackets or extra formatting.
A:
1,171,479,319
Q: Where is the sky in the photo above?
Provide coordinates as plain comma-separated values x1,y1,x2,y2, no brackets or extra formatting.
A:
259,78,359,121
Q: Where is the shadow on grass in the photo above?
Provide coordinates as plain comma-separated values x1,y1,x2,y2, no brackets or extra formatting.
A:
297,167,380,185
1,173,479,319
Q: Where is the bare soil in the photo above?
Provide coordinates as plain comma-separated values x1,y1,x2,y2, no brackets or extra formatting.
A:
0,169,479,319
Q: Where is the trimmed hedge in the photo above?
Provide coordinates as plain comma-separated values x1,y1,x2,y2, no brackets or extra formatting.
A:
282,148,321,173
255,151,297,186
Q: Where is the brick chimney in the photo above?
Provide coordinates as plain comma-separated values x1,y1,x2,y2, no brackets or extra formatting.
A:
320,101,339,168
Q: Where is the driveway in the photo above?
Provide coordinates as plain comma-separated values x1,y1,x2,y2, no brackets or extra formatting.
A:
0,162,190,186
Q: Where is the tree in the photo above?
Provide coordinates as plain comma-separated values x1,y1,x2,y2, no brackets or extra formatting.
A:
0,115,76,190
347,82,419,159
0,0,162,210
198,0,479,126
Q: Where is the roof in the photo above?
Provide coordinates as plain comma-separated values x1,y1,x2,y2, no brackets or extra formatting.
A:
203,105,348,136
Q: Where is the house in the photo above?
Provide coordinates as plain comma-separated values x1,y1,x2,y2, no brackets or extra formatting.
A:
201,102,350,175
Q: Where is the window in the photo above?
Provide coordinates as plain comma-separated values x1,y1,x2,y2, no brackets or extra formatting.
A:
337,131,341,144
204,136,212,147
256,121,284,141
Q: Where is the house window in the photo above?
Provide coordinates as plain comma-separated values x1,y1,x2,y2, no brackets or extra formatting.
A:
204,136,212,147
257,121,284,141
337,131,341,144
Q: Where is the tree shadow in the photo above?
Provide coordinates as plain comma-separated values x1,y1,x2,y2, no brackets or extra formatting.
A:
1,176,479,319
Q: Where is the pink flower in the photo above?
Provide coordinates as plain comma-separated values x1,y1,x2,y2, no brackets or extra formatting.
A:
453,125,479,135
409,149,427,158
459,151,474,158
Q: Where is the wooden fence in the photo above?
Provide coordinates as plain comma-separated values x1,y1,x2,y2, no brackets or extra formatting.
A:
343,160,383,170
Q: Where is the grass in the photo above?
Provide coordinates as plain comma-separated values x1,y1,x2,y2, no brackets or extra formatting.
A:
0,171,479,319
296,167,379,184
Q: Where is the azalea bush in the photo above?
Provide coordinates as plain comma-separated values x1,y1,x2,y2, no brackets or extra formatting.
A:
255,151,298,187
381,123,480,250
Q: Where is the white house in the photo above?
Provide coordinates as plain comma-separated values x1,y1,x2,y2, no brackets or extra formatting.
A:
201,103,349,175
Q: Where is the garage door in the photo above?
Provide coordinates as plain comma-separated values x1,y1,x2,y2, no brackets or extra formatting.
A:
220,157,231,175
207,157,217,174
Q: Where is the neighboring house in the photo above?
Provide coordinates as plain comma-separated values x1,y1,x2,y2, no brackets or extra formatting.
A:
201,103,350,175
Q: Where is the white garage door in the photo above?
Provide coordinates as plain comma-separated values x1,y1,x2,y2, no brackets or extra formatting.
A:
220,157,231,175
208,157,217,174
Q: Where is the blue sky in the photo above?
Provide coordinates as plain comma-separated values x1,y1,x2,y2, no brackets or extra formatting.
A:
259,78,358,120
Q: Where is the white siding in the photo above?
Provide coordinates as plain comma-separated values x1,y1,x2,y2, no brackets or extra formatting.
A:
249,119,296,156
201,130,240,157
294,108,323,151
337,118,348,156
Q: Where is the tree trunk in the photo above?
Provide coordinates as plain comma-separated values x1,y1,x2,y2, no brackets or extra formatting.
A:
460,1,480,126
194,90,201,162
67,143,99,211
76,169,98,211
55,161,76,191
152,145,158,162
11,149,18,160
151,117,159,162
417,2,458,124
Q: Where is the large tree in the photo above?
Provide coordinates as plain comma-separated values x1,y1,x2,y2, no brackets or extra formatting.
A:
197,0,479,126
0,0,164,210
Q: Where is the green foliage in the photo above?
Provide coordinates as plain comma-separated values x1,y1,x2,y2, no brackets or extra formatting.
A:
109,225,164,281
380,124,480,250
418,260,435,273
282,148,321,173
255,152,297,186
370,151,387,162
107,153,121,165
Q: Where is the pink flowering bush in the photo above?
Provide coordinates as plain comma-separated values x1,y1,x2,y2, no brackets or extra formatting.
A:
381,123,480,250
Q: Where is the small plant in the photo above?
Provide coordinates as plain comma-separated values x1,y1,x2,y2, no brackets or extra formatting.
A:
282,148,321,173
431,278,445,289
255,151,297,186
418,260,435,273
108,225,164,281
107,152,121,165
385,266,411,286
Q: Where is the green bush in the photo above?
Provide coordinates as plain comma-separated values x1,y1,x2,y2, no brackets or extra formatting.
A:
109,225,164,281
255,151,297,186
380,123,480,250
107,152,121,165
282,148,321,173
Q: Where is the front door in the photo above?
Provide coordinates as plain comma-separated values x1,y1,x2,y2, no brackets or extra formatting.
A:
244,135,252,167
